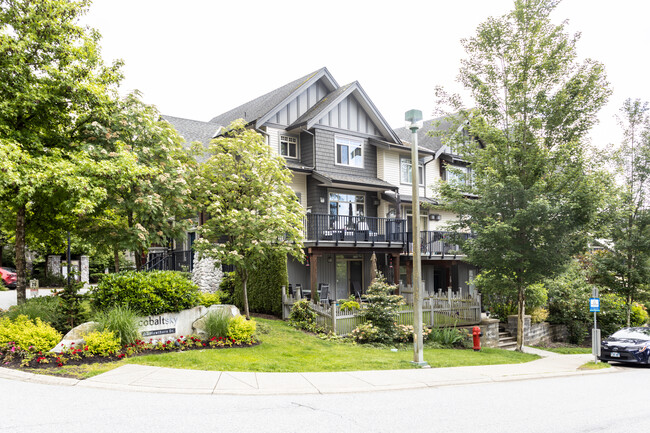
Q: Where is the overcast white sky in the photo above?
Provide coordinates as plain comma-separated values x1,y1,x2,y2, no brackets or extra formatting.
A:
83,0,650,148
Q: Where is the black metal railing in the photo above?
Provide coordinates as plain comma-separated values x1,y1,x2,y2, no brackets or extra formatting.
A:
405,231,473,256
303,213,407,245
145,250,194,272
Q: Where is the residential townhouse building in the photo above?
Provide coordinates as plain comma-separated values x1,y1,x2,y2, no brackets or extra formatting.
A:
164,67,478,302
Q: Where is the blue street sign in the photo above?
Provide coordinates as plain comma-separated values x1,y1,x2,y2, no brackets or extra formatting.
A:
589,297,600,312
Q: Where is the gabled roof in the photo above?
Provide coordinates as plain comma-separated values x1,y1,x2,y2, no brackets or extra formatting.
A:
209,67,338,128
393,116,456,153
162,115,220,146
288,81,401,144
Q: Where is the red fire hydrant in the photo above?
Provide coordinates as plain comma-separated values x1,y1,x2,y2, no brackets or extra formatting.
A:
472,326,483,352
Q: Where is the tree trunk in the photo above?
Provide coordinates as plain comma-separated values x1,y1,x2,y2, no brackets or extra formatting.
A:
113,245,120,273
135,247,142,271
516,286,526,352
242,270,250,320
15,204,27,305
627,295,632,327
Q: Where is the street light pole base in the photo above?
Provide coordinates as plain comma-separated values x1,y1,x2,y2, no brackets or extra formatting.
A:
411,361,430,368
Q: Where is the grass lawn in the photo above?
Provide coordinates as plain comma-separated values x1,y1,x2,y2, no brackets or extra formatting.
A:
124,318,538,372
22,318,538,379
579,361,611,370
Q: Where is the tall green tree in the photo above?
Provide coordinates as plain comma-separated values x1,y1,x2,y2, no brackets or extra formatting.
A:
77,92,197,271
0,0,123,303
590,99,650,325
435,0,610,350
194,120,305,319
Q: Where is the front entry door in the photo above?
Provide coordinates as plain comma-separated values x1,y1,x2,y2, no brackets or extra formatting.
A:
335,257,364,299
349,260,363,297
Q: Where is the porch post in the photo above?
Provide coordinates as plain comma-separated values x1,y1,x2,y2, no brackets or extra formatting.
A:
392,253,401,291
406,260,412,286
310,253,320,301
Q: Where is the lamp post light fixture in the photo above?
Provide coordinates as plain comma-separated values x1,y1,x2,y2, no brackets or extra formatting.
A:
405,109,428,367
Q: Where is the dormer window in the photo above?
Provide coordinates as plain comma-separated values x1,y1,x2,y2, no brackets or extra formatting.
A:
280,135,298,158
336,136,363,168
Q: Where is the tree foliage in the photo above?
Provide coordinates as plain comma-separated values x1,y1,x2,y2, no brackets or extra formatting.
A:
435,0,610,350
194,120,305,318
588,99,650,325
0,0,124,303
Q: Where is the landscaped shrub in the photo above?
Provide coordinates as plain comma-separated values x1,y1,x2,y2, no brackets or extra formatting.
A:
0,315,62,352
630,302,649,327
197,291,223,308
91,271,200,315
232,250,288,317
83,330,121,356
339,296,360,312
546,260,631,342
218,272,236,304
5,296,66,332
227,316,256,344
288,299,323,333
204,310,230,339
94,305,141,346
358,275,404,344
38,273,67,288
350,322,380,343
395,324,432,343
428,326,468,348
529,307,549,324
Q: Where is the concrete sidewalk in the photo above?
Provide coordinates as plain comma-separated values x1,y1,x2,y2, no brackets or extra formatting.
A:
0,347,616,395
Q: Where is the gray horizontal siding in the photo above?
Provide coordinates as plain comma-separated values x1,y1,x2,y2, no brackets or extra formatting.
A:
313,128,377,178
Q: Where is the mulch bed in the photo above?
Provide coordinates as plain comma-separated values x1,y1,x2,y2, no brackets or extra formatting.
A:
1,341,260,375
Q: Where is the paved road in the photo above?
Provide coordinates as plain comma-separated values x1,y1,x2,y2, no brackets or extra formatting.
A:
1,366,647,433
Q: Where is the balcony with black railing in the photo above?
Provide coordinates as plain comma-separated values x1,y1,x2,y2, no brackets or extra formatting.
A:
405,231,473,257
303,213,407,247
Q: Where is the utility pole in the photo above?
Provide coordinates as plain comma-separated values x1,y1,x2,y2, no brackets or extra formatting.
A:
406,109,428,367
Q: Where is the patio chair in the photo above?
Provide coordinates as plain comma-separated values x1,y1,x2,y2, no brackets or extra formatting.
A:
319,283,330,304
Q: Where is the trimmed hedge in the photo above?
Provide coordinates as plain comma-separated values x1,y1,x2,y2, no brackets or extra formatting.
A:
232,251,288,317
91,271,200,315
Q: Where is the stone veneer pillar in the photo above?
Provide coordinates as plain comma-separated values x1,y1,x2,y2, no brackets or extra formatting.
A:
80,255,89,284
47,255,61,277
191,252,223,293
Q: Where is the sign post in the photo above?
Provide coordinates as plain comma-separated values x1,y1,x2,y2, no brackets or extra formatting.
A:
590,287,601,363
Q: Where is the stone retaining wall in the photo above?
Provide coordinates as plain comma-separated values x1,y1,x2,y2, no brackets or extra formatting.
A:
506,315,568,345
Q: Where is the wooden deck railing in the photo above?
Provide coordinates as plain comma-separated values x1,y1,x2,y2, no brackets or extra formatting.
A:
282,287,481,336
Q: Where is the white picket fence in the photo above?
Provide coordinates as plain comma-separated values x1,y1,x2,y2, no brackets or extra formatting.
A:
282,287,481,336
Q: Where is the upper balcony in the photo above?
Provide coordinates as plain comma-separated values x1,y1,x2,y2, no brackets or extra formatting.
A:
303,213,407,248
404,231,472,258
302,213,471,257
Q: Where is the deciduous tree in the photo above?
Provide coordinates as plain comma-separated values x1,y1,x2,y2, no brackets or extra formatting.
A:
436,0,610,350
194,120,305,319
589,99,650,325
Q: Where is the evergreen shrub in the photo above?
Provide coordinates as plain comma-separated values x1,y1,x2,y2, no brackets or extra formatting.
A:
91,271,200,315
232,251,288,317
227,316,256,344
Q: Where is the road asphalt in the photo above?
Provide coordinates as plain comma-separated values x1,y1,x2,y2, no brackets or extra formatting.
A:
0,346,617,395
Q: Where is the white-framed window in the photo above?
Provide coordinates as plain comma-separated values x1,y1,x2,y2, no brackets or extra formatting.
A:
329,191,365,218
400,157,424,185
279,135,298,158
445,164,472,187
335,136,363,168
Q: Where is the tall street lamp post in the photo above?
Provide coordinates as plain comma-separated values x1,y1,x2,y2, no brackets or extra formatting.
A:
405,109,428,367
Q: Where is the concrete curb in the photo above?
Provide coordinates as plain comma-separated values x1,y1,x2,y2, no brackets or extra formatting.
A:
0,352,620,395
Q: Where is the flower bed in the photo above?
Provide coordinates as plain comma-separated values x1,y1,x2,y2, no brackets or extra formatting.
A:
0,334,258,371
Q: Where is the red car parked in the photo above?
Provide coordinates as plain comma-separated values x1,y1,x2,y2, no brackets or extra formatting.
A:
1,267,17,289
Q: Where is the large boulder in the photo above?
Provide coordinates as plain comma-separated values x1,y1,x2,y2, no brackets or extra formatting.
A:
50,321,98,353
